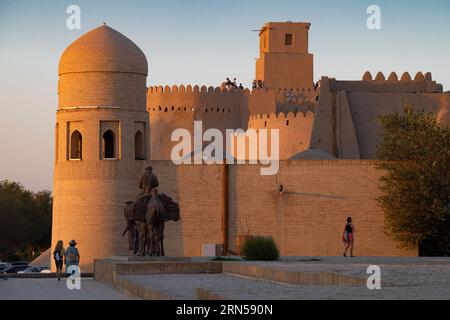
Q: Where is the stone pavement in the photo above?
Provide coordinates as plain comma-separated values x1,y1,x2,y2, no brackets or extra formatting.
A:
2,257,449,300
104,256,450,300
0,278,132,300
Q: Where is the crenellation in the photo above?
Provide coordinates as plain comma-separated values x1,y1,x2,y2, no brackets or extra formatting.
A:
362,71,372,81
361,71,437,83
414,71,425,81
375,72,385,81
401,72,412,81
388,72,398,81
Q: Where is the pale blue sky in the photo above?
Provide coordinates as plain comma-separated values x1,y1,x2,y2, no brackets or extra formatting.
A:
0,0,449,191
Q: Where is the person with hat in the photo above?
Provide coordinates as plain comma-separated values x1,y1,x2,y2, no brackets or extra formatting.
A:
138,166,159,195
65,240,80,273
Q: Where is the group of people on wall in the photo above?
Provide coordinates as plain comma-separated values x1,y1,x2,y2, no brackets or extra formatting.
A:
252,79,265,89
225,77,244,90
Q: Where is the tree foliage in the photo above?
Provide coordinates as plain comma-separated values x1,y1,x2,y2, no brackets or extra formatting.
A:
376,106,450,255
0,180,52,261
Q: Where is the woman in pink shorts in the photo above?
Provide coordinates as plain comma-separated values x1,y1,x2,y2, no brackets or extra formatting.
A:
342,217,355,257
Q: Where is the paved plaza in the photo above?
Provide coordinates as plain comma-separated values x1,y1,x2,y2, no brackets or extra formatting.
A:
1,257,449,300
0,278,131,300
116,256,450,300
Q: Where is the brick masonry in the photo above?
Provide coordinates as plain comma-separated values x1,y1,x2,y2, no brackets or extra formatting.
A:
53,160,416,272
227,160,417,257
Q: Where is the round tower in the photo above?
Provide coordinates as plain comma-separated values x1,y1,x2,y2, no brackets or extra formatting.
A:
52,25,149,272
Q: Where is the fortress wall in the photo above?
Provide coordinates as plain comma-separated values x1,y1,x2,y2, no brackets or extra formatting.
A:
246,111,315,159
347,92,445,158
147,85,245,160
227,161,416,257
147,162,225,258
310,76,448,159
58,73,147,110
330,71,443,93
247,87,318,116
146,86,320,160
55,160,416,272
147,85,246,114
148,108,196,160
246,87,276,115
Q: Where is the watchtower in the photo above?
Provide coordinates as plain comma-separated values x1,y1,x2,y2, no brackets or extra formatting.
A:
255,22,314,90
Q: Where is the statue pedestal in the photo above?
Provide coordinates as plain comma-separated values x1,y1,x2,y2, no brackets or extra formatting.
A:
94,256,222,288
107,255,193,262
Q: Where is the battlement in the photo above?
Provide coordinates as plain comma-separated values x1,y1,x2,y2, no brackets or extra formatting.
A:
327,72,443,94
362,71,433,82
248,110,314,132
148,84,317,98
148,84,250,95
249,110,314,124
246,87,318,116
245,86,318,98
245,110,315,159
147,84,248,115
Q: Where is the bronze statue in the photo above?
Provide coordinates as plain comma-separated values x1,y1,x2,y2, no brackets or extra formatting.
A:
145,189,166,256
123,167,180,256
123,201,137,251
138,166,159,195
135,220,147,256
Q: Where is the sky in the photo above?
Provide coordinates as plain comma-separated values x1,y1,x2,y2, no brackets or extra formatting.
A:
0,0,449,192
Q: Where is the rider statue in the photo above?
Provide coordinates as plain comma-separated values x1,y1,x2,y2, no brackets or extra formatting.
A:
138,166,159,196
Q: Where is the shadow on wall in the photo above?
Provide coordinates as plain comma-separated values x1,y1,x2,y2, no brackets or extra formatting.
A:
156,163,184,256
227,165,243,255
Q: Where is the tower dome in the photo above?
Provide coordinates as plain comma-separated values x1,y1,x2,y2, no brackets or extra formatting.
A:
57,24,148,110
59,25,148,76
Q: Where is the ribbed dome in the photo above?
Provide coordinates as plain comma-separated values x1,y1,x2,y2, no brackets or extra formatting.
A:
59,25,148,75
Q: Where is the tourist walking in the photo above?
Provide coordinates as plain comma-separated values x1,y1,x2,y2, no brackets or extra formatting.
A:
342,217,355,257
53,240,65,281
65,240,80,274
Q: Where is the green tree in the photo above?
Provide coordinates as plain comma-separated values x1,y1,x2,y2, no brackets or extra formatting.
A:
0,181,52,261
376,106,450,256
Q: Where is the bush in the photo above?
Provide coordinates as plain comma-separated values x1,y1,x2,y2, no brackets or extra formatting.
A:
241,236,280,261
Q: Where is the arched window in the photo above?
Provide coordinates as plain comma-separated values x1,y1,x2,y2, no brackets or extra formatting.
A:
70,130,82,160
102,130,115,159
135,130,145,160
